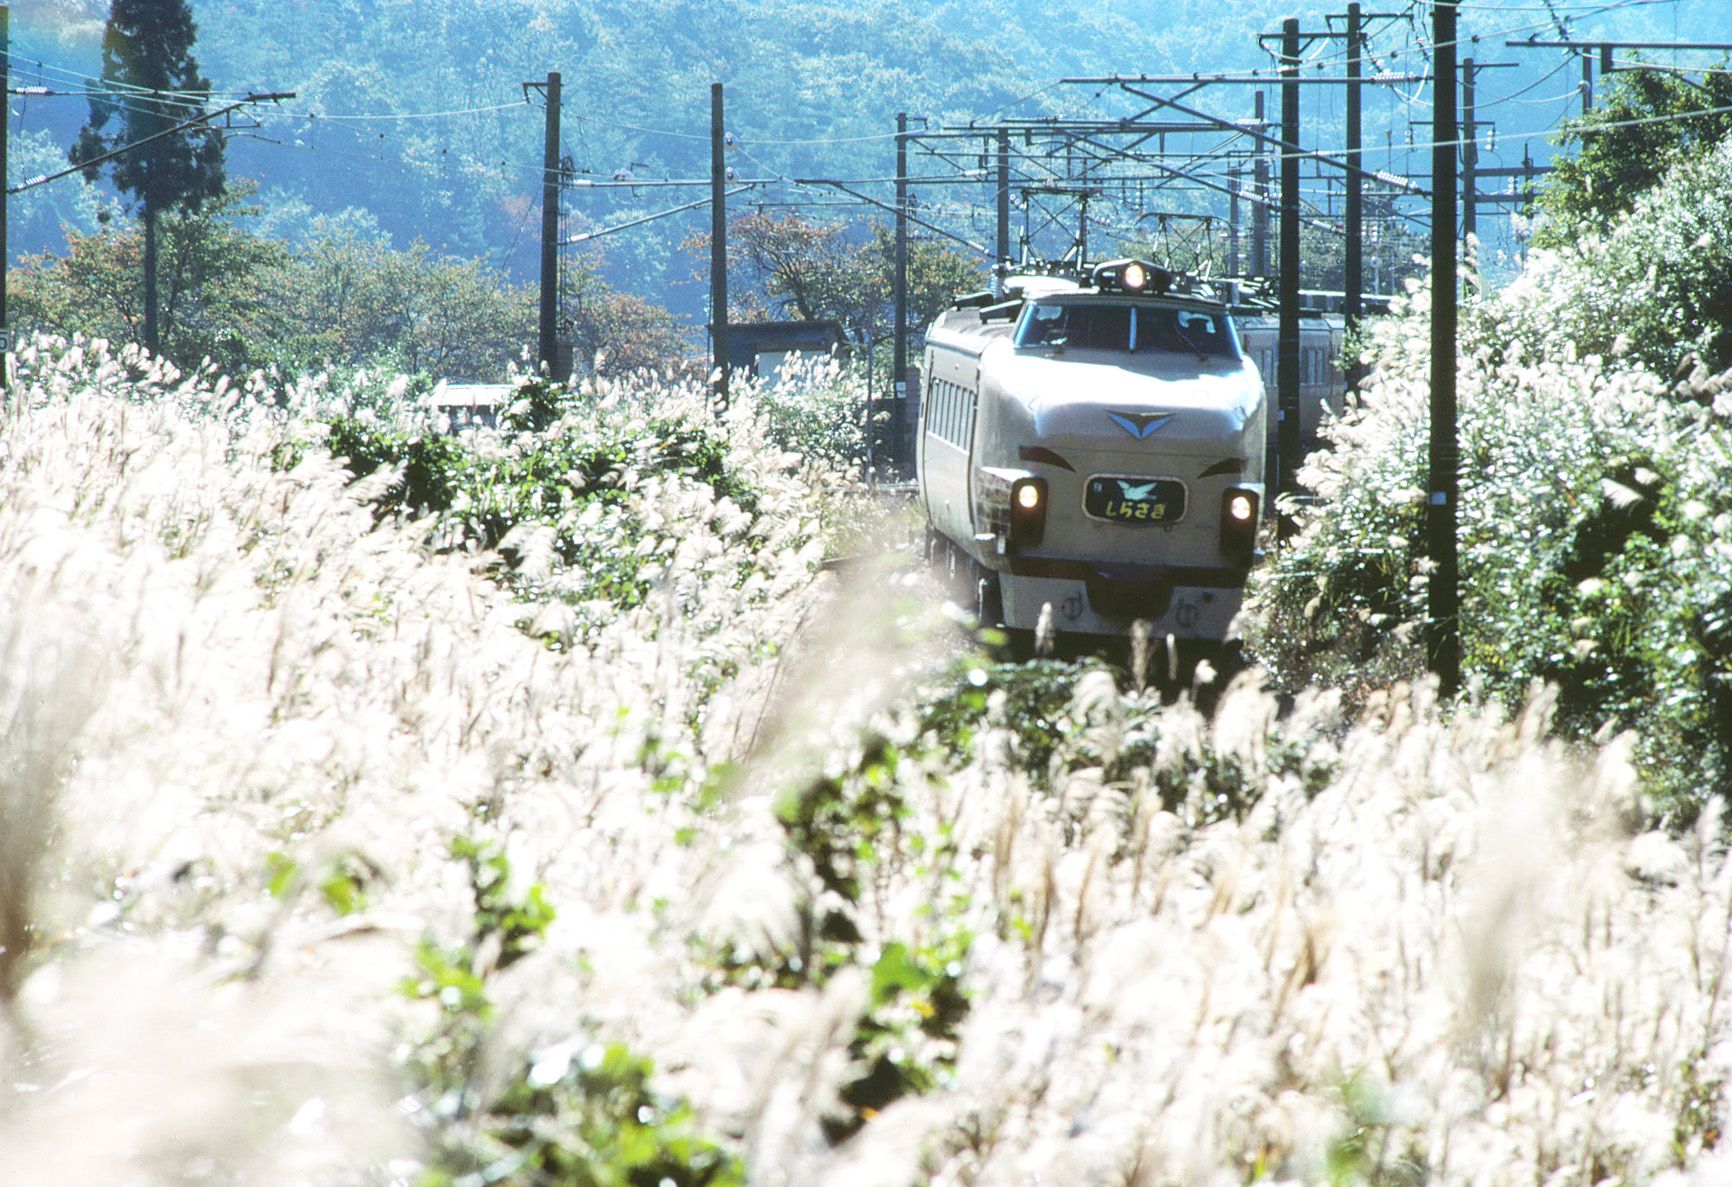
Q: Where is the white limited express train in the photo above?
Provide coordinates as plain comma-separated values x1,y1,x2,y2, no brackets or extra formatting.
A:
918,259,1275,651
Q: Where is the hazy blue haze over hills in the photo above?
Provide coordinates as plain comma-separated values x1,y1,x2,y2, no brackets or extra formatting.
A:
4,0,1725,316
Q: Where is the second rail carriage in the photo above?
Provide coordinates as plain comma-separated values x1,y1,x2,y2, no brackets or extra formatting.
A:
918,259,1269,649
1233,296,1349,460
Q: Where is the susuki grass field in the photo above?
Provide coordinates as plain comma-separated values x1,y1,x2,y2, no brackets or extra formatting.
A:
3,333,1732,1185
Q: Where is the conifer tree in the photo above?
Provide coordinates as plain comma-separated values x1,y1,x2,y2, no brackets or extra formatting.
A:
71,0,225,356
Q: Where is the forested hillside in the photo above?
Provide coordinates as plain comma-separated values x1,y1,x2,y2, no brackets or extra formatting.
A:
1,0,1712,310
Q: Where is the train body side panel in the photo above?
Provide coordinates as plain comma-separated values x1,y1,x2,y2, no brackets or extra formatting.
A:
918,337,982,549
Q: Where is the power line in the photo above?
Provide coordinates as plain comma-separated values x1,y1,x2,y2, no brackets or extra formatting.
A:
9,91,293,194
274,100,527,122
561,184,758,245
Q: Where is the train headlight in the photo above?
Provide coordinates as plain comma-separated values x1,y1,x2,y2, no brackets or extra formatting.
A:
1009,477,1049,550
1091,258,1173,294
1219,486,1260,567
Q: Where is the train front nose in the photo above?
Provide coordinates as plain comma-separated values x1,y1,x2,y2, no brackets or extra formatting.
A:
990,391,1262,638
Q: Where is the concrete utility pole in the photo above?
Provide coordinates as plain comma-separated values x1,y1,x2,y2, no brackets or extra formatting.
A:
1454,59,1518,251
1,4,10,382
1343,2,1364,392
995,126,1010,266
1226,164,1241,277
1276,17,1302,532
537,71,561,380
1461,57,1478,245
710,82,728,407
1251,91,1270,278
1428,0,1461,693
893,111,908,473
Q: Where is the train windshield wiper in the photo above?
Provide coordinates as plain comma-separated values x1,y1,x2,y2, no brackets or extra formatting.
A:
1172,324,1210,360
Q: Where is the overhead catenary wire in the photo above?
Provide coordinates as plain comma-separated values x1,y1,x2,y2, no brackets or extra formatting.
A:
4,51,533,128
4,0,1707,282
9,92,293,194
562,184,759,245
866,0,1702,257
5,0,1672,129
280,99,527,122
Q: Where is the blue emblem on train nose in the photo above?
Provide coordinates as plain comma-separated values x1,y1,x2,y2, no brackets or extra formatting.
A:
1107,411,1174,439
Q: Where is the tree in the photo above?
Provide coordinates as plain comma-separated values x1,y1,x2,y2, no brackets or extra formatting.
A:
70,0,227,355
725,211,861,324
10,197,691,384
561,255,693,376
1534,62,1732,244
869,223,990,333
691,210,984,348
10,186,289,375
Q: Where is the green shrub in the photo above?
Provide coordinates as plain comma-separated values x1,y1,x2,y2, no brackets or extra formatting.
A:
292,374,816,636
404,838,743,1186
746,355,870,473
425,1041,746,1187
1520,135,1732,374
1252,258,1732,821
916,657,1085,779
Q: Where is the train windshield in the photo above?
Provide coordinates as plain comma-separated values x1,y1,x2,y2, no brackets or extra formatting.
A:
1015,301,1240,360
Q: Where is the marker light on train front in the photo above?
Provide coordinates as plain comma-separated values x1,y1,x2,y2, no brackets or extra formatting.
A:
1009,477,1049,549
1220,486,1260,567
